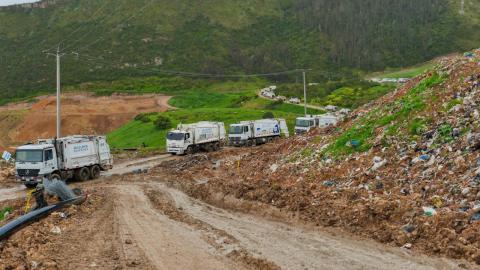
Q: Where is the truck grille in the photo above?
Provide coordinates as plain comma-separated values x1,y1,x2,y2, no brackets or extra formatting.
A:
230,137,241,142
17,169,40,177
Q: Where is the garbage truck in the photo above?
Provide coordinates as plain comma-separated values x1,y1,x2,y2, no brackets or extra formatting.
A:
167,122,226,155
15,135,113,188
295,114,339,135
229,119,289,146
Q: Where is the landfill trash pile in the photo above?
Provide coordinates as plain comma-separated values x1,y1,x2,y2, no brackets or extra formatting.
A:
161,50,480,264
0,189,105,269
0,164,15,185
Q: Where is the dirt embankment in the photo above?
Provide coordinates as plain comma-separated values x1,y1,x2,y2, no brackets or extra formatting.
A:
0,92,173,149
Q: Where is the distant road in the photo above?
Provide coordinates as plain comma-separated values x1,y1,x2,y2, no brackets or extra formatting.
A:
256,91,326,111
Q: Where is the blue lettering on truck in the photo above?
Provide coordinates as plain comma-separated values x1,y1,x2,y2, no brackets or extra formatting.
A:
73,145,89,153
273,125,279,133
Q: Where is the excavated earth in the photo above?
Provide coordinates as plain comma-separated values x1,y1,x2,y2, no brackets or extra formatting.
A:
1,170,476,270
0,92,173,150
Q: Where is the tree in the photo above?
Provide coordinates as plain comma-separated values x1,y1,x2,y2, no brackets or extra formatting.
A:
155,116,172,130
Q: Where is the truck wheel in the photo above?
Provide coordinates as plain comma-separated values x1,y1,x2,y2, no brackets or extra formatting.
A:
75,167,90,182
205,144,214,152
50,173,62,181
186,146,194,155
90,165,101,179
24,183,37,189
213,142,220,151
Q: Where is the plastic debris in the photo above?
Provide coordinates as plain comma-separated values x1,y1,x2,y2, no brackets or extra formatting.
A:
422,207,437,216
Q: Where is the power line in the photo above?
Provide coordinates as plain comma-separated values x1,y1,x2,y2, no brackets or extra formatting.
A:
70,53,304,78
61,0,131,53
43,0,111,53
73,0,157,54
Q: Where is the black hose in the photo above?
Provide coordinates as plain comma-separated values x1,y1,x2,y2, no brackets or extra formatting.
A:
0,197,83,241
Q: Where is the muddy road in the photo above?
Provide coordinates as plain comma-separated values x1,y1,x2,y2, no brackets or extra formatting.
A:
102,181,465,270
1,156,475,269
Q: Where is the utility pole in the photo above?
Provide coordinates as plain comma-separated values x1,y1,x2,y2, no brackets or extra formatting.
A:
460,0,465,14
56,47,61,139
303,70,307,117
45,46,65,139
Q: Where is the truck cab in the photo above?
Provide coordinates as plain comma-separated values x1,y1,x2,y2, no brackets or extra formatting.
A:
295,117,317,135
166,130,192,155
228,124,251,146
15,144,59,187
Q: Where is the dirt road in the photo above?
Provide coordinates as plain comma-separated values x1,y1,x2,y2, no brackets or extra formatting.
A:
108,181,468,270
257,91,326,111
0,154,174,203
102,154,175,176
1,156,474,269
114,184,238,270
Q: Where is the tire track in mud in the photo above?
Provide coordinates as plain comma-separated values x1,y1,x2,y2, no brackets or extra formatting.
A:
113,185,237,270
140,181,469,270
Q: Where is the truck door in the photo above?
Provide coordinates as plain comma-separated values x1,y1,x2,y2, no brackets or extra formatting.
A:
244,126,250,139
44,148,56,171
98,139,111,163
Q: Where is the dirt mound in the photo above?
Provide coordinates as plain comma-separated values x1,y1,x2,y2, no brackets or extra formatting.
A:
159,50,480,265
0,189,117,270
0,92,173,148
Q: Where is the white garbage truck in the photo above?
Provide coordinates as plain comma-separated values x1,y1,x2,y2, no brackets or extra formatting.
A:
167,122,226,155
15,135,113,188
295,114,339,135
229,119,289,146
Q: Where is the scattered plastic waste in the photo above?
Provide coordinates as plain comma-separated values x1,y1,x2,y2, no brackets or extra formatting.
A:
422,207,437,217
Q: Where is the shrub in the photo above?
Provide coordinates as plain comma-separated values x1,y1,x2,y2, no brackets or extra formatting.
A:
134,112,158,123
262,111,275,119
155,115,172,130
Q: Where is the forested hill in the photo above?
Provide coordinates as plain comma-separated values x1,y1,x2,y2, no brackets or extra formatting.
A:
0,0,478,101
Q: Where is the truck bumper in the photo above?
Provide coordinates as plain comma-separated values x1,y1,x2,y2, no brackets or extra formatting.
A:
229,140,246,147
167,148,184,155
16,175,43,184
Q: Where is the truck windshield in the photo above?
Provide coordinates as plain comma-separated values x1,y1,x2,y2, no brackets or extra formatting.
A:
229,126,244,135
16,150,43,162
167,132,185,141
296,119,312,127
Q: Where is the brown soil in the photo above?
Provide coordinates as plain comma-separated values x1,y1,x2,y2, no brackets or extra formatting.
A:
0,92,174,149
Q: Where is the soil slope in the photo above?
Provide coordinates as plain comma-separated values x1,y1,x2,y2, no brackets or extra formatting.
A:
0,93,173,149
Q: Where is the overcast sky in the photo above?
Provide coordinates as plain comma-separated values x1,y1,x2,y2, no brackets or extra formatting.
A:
0,0,40,6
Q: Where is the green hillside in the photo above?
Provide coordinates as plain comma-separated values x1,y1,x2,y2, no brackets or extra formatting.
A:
0,0,479,103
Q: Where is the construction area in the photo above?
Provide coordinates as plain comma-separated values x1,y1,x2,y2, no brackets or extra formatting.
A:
1,51,480,269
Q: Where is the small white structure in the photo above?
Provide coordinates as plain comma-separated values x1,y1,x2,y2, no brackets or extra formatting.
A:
289,97,301,104
261,88,276,99
325,105,339,112
338,108,351,115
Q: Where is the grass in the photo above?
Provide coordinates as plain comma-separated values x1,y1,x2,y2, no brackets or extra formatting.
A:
0,207,12,221
367,61,436,79
324,73,445,157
